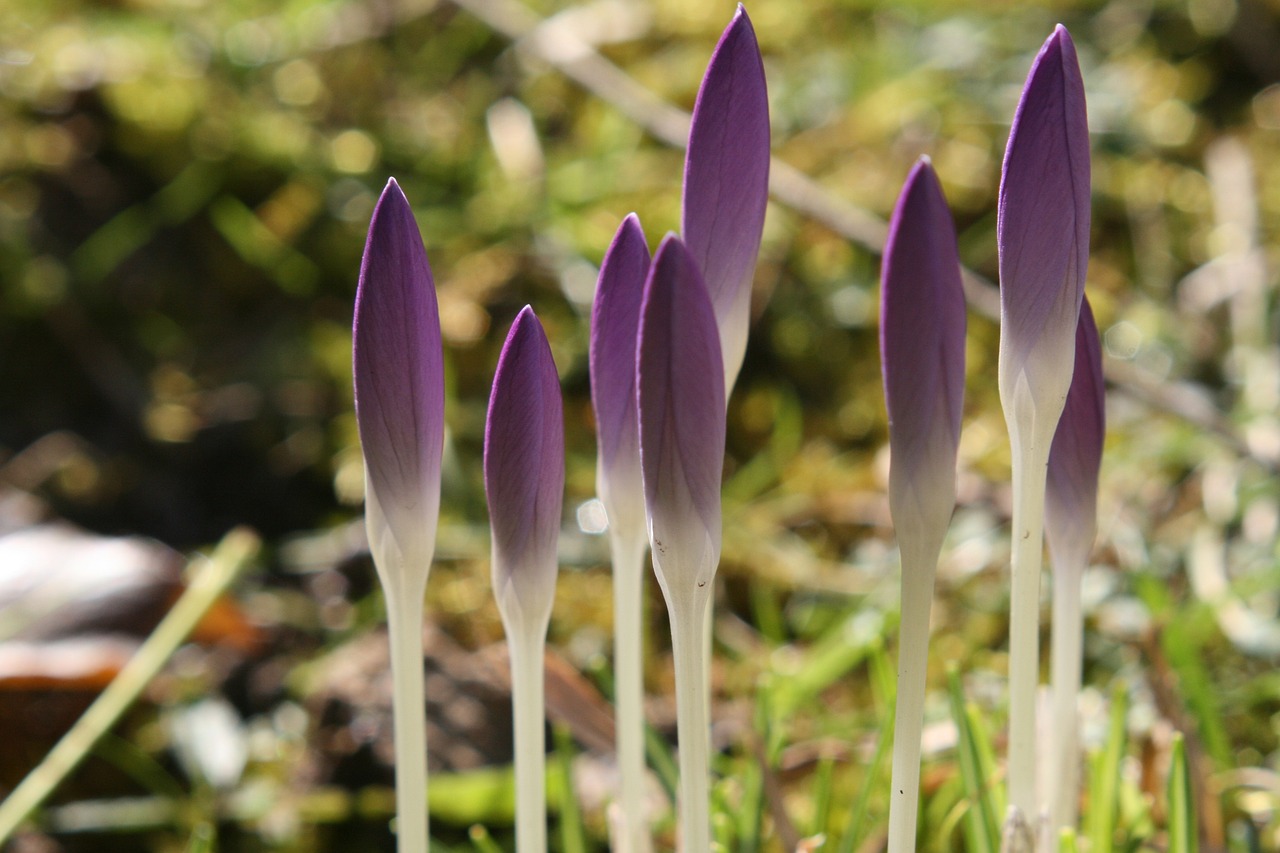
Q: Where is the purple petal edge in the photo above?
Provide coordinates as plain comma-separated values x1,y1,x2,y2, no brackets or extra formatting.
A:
637,234,726,590
681,4,770,392
353,178,445,551
880,157,966,510
1046,296,1105,556
997,25,1090,376
484,307,565,593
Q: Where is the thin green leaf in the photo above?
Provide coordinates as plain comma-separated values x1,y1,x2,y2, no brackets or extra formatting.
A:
1087,682,1129,853
947,668,1000,853
555,726,589,853
1167,733,1197,853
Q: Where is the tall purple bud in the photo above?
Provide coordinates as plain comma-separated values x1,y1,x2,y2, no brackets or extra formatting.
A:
589,214,655,853
352,177,445,853
681,4,770,396
880,157,966,853
353,178,446,579
485,306,565,636
1045,296,1105,833
636,234,725,853
484,306,564,853
997,24,1091,821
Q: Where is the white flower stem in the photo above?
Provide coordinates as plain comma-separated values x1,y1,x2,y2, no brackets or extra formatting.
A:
510,627,548,853
384,573,430,853
668,589,712,853
886,539,941,853
609,527,653,853
1047,553,1086,834
1007,434,1050,824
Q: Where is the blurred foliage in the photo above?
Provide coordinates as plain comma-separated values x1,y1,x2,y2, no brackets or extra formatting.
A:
0,0,1278,849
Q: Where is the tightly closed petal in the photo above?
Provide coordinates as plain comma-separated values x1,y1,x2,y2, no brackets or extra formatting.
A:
637,235,726,597
1045,297,1105,557
353,178,445,573
998,25,1090,397
880,158,967,538
681,4,770,395
590,214,651,533
485,307,565,628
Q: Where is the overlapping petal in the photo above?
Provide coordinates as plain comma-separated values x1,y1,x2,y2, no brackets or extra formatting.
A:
352,178,445,573
485,307,565,626
880,158,967,537
1045,297,1105,557
998,25,1090,396
637,235,726,596
681,4,770,395
589,214,651,533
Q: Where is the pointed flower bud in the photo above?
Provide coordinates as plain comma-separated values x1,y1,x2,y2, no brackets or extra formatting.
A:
637,235,726,599
353,178,445,577
681,4,770,395
485,307,565,633
589,214,651,537
997,25,1090,417
880,158,967,552
1045,297,1105,562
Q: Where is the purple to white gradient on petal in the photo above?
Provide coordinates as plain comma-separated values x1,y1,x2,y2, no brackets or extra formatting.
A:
1045,296,1105,559
637,235,726,595
353,178,445,571
590,214,651,533
485,307,565,628
880,157,966,538
997,24,1090,392
681,4,770,395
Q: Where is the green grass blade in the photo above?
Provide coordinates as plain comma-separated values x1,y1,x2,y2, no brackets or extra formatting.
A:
1167,733,1196,853
1087,682,1129,853
644,724,680,804
809,755,836,839
554,726,589,853
947,668,999,853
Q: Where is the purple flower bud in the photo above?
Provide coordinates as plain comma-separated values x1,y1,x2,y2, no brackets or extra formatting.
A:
880,158,966,542
353,178,445,573
485,307,565,630
589,214,651,535
681,4,770,395
998,25,1090,407
1045,297,1104,561
637,235,726,597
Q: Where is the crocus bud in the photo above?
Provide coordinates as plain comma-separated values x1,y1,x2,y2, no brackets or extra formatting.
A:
590,214,651,537
681,4,770,396
1045,297,1105,562
353,178,445,578
880,157,966,553
485,306,565,634
997,24,1090,424
637,235,726,600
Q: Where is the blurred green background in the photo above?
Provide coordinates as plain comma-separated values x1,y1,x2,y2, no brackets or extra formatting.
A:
0,0,1277,849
